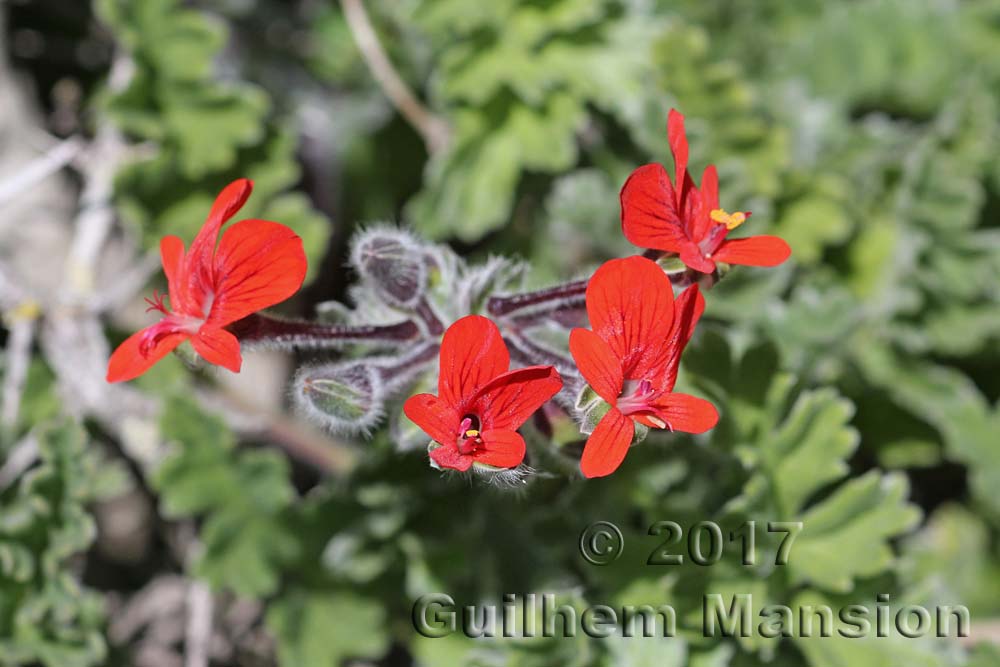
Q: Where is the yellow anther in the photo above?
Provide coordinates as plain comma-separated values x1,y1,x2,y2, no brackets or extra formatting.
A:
464,429,480,438
710,208,747,231
647,416,667,429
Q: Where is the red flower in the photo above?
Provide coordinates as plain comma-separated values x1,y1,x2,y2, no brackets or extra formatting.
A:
569,256,718,478
106,179,307,383
403,315,563,472
620,109,791,274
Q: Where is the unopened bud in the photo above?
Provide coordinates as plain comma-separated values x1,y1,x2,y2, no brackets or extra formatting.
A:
294,362,384,435
350,227,428,310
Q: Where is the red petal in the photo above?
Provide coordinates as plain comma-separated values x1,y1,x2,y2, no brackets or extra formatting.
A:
678,170,703,239
160,235,186,312
473,366,562,431
690,165,718,241
568,328,623,404
177,179,254,313
580,408,634,479
204,219,307,327
620,163,687,252
679,243,717,274
586,256,673,378
106,326,188,383
667,109,688,205
653,284,705,392
712,236,791,267
437,315,510,408
474,429,527,469
651,393,719,434
430,444,473,472
403,393,460,446
191,327,242,373
188,179,253,269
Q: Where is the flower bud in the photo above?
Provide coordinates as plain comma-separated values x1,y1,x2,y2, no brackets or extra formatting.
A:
350,227,428,310
294,362,384,435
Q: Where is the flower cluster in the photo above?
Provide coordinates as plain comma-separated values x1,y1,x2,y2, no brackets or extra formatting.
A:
106,109,790,481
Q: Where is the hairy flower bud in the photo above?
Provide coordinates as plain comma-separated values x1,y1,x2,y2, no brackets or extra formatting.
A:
294,362,384,435
350,227,428,310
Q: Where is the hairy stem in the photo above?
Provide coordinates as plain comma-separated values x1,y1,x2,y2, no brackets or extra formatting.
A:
487,279,588,318
415,297,444,336
374,340,440,390
230,313,420,348
488,251,709,320
504,331,579,380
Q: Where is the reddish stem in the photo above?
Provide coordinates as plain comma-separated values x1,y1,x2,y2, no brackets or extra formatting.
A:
228,313,420,347
487,279,589,318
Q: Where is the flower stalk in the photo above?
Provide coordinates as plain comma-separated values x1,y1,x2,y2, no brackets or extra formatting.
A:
230,313,420,349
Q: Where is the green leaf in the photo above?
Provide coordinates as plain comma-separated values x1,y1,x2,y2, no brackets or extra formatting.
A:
155,396,299,597
735,388,859,519
855,346,1000,514
162,84,270,179
901,504,1000,617
691,334,921,597
771,196,852,266
789,472,920,592
790,593,947,667
406,0,662,240
266,589,389,666
408,97,585,240
0,422,107,667
603,632,687,667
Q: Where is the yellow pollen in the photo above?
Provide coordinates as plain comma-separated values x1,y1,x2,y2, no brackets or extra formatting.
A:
711,208,747,231
464,429,480,438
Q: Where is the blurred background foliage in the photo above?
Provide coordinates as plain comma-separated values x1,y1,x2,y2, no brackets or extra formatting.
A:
1,0,999,665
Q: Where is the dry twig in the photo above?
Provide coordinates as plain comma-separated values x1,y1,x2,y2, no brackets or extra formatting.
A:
340,0,450,153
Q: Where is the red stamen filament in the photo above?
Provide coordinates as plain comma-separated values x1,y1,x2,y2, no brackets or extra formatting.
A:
617,379,672,430
144,290,170,315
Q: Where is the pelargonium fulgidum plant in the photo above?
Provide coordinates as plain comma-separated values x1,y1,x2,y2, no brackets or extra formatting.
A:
106,108,791,484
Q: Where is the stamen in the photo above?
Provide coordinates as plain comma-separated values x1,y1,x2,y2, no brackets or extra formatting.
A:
710,208,748,231
144,290,170,315
616,378,675,431
464,429,480,438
